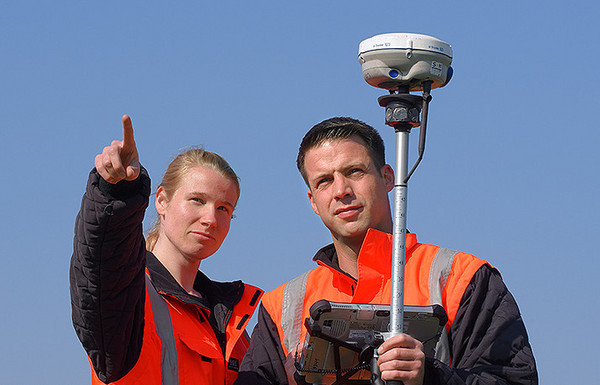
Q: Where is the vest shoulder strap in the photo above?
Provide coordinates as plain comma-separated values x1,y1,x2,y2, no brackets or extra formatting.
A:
428,247,458,366
145,273,179,385
281,270,311,353
428,247,459,306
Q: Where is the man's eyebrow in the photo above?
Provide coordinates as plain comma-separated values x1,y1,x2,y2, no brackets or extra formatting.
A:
343,161,370,171
313,160,370,177
310,172,329,183
307,170,333,188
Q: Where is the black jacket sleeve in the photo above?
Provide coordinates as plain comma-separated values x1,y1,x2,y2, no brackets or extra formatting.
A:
235,303,288,385
235,265,538,385
424,265,538,385
69,168,151,383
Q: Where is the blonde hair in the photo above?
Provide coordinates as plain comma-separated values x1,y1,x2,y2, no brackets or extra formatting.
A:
146,147,240,251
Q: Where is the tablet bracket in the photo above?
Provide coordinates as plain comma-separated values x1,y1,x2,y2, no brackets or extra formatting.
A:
295,320,386,384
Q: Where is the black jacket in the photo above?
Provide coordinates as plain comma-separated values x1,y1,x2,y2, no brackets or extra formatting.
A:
235,245,538,385
70,168,251,383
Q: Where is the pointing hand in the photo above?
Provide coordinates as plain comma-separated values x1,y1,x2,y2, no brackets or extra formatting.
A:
95,115,141,184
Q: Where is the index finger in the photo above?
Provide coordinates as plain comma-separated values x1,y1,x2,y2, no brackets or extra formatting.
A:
122,114,135,147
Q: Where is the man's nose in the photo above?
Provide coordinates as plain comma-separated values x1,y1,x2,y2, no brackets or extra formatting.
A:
333,176,353,199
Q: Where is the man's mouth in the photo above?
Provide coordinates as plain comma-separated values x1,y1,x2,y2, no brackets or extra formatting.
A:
334,206,362,218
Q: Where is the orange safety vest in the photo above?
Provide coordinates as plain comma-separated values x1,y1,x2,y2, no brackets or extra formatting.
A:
261,228,489,365
90,274,263,385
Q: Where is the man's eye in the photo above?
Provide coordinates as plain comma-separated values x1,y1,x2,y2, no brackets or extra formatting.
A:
192,198,205,204
315,178,331,188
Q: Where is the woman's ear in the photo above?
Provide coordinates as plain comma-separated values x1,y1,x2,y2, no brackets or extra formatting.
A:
155,186,168,216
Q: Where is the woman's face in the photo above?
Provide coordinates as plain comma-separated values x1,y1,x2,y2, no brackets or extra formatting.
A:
155,166,239,263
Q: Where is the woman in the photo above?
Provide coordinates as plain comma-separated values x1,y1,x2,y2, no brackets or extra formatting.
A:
70,115,262,384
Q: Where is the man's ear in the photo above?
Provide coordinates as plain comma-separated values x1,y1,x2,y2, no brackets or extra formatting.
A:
381,164,395,193
307,189,320,215
155,186,168,216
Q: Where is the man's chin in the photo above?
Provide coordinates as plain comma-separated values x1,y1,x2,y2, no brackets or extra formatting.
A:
335,227,369,243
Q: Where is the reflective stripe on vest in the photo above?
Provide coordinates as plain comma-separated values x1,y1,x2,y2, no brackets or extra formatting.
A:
428,247,458,365
281,270,311,353
280,247,456,364
145,274,179,385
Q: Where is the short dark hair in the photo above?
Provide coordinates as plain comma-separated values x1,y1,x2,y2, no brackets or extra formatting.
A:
297,117,386,185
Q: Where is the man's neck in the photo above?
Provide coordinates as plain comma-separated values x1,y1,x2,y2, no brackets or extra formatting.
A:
332,237,364,280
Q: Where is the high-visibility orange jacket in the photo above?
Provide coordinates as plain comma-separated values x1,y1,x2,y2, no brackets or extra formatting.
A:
262,229,486,357
71,168,263,385
235,229,538,384
84,256,263,385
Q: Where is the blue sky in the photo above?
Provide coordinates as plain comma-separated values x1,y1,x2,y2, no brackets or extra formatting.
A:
1,1,598,383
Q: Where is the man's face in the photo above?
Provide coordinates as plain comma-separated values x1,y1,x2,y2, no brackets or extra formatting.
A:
304,136,394,247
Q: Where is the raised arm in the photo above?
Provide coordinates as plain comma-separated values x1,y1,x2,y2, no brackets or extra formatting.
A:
70,115,150,383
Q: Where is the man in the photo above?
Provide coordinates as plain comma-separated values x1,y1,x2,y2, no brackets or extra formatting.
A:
235,117,537,384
